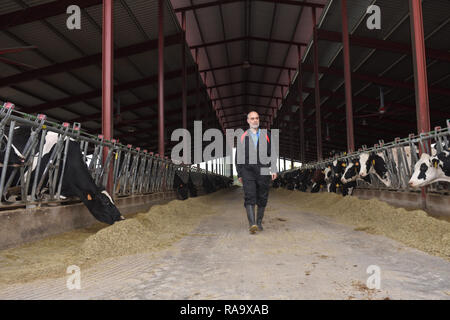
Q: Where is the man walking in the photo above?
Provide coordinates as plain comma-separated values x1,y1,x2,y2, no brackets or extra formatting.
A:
235,111,278,234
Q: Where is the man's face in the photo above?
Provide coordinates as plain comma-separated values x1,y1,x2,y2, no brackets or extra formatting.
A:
247,112,259,129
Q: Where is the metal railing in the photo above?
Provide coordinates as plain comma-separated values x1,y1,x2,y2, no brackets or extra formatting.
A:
279,119,450,194
0,102,229,208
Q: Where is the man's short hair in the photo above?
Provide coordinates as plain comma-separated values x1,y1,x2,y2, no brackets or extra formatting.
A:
247,111,259,119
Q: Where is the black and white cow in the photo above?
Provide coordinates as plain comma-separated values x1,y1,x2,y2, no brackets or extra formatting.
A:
187,175,198,197
202,174,216,193
328,159,347,193
359,146,416,188
173,171,189,200
341,159,360,184
310,169,326,193
341,158,372,185
0,125,124,225
358,152,392,187
408,150,450,187
299,169,313,192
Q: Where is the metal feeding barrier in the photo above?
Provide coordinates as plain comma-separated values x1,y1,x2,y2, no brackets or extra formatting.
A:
279,119,450,194
0,102,227,208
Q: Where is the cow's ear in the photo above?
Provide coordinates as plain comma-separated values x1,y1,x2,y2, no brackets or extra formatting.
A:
432,159,439,168
87,193,93,201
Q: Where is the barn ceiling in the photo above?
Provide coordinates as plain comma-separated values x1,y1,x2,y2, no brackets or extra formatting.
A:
0,0,449,162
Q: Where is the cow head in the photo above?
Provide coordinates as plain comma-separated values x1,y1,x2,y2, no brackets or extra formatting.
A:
341,159,360,184
408,153,441,188
83,189,124,225
358,153,371,177
332,160,347,175
359,152,391,186
324,166,332,182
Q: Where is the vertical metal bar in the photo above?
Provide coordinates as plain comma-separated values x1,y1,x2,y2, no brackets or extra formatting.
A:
195,48,200,120
56,137,71,199
409,0,431,136
112,148,121,196
0,121,15,200
181,11,187,131
31,128,47,201
102,0,114,194
278,153,281,173
83,141,88,163
158,0,165,157
290,126,293,169
409,0,431,208
298,45,305,164
341,0,355,153
312,8,322,160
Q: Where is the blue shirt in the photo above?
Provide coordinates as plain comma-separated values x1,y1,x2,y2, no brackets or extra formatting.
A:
249,129,260,148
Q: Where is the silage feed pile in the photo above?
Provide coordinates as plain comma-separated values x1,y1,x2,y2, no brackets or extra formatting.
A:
271,188,450,260
0,192,221,286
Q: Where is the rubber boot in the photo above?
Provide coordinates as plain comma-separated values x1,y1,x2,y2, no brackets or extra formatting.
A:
256,206,265,231
245,205,258,234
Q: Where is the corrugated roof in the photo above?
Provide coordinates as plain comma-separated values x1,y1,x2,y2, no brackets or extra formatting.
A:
1,0,449,161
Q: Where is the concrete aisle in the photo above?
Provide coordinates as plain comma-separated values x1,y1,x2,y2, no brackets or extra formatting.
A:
1,187,449,300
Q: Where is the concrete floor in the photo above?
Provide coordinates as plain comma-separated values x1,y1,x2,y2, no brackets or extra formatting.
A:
1,187,449,300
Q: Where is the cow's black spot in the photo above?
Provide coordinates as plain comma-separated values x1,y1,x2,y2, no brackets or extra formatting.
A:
372,154,387,178
417,163,428,180
437,152,450,176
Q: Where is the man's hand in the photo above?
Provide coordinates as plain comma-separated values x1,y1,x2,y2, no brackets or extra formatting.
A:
271,173,277,181
238,177,243,184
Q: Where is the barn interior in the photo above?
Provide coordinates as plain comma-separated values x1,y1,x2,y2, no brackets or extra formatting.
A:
1,0,449,163
0,0,449,301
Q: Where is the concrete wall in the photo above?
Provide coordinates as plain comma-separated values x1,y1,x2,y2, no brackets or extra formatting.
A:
353,189,450,220
0,191,178,250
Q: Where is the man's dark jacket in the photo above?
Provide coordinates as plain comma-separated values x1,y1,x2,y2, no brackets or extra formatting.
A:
235,128,277,180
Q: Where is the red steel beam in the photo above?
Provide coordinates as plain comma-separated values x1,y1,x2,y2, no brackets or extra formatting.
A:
0,34,181,88
312,8,322,161
219,103,276,111
341,0,354,153
298,45,305,163
258,0,324,9
102,0,113,193
409,0,431,136
198,62,450,97
158,0,165,157
113,103,202,130
302,86,449,119
317,29,450,63
195,48,200,120
281,115,403,142
190,36,307,50
181,11,187,131
72,87,201,123
0,0,102,31
24,65,199,114
0,46,36,55
207,80,289,90
221,112,272,119
223,118,270,125
174,0,324,12
211,93,282,102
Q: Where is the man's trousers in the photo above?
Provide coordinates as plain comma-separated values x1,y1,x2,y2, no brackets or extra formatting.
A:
241,172,271,208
